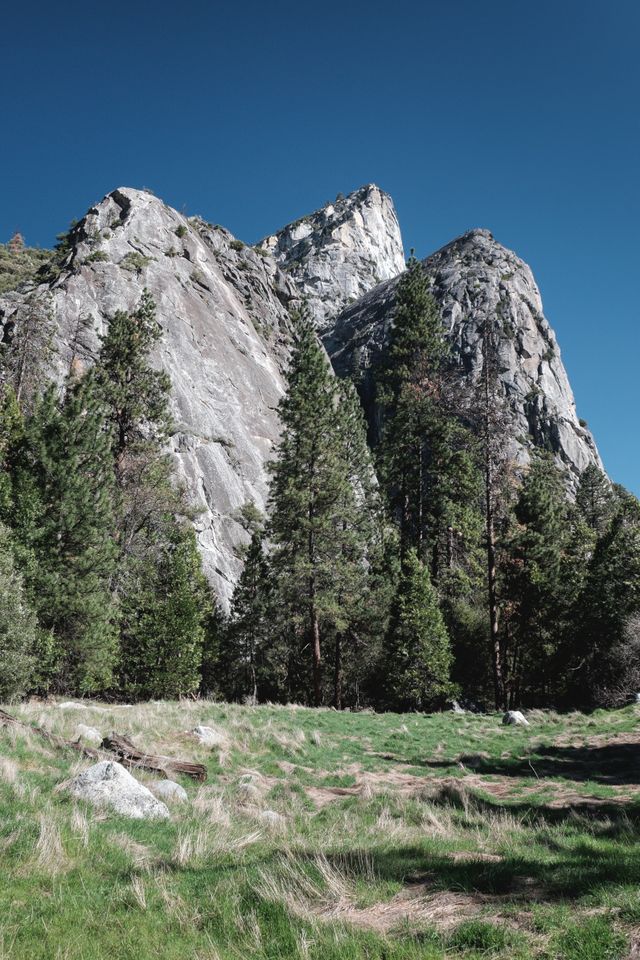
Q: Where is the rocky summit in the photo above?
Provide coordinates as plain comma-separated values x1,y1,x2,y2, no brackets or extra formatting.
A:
260,184,405,331
324,227,602,481
0,187,299,606
0,185,604,603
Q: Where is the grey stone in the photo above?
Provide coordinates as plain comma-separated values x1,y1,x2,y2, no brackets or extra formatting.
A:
450,700,466,714
66,760,170,819
73,723,102,746
502,710,530,726
149,779,188,803
259,808,284,825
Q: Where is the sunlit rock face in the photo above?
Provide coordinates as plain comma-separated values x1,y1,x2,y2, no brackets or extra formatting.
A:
260,184,405,331
0,187,299,606
324,228,603,482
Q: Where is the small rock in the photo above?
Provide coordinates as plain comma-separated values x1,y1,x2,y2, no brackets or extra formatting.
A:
192,725,227,748
74,724,102,746
149,779,188,803
635,693,640,703
450,700,466,714
502,710,530,726
237,782,261,804
259,809,284,826
66,761,170,820
58,701,87,710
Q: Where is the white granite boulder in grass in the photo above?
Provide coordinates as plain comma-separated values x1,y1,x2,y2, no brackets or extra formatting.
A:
259,809,285,826
66,761,170,820
73,724,102,746
192,725,227,748
150,779,188,803
502,710,530,727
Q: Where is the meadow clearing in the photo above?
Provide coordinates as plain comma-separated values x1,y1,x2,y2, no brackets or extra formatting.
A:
1,699,640,959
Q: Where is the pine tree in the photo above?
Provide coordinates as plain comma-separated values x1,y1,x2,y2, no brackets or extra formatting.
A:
375,255,481,584
118,526,210,699
575,490,640,705
502,452,571,705
0,521,37,701
381,549,453,711
15,377,118,692
0,292,56,414
220,530,273,702
267,311,380,706
576,464,614,535
94,289,172,474
94,292,213,695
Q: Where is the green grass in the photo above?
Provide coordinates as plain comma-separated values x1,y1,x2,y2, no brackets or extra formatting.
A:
0,700,638,958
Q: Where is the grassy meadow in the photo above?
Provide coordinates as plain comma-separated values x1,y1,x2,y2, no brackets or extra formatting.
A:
1,699,640,959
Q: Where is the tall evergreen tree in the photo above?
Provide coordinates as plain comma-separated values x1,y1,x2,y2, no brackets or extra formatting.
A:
0,522,37,702
381,549,453,711
267,311,380,706
576,464,614,535
94,291,213,696
219,529,274,702
12,377,118,692
118,526,210,699
375,255,481,585
502,453,571,705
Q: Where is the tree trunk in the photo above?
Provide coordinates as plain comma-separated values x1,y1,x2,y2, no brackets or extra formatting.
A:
334,633,343,709
310,597,322,707
482,324,505,711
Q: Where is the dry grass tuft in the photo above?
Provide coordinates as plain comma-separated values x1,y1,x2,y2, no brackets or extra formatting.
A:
33,811,67,874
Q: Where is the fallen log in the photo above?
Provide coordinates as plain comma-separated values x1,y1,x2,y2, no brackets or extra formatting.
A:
0,709,207,782
102,733,207,782
0,708,101,760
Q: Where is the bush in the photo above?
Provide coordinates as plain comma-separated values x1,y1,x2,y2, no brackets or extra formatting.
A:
230,239,244,252
175,224,187,238
120,251,153,273
83,250,109,264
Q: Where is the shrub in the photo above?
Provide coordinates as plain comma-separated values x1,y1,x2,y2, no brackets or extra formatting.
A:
120,251,153,274
230,239,244,252
175,224,187,239
83,250,109,265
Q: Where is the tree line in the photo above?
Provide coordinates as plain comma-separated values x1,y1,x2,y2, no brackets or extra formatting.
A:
1,266,639,711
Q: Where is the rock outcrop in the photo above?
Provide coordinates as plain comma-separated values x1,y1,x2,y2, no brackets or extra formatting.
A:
324,228,602,480
260,184,405,331
0,188,299,607
66,760,170,819
1,188,606,608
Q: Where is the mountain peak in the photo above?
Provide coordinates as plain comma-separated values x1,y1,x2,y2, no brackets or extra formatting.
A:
260,184,405,330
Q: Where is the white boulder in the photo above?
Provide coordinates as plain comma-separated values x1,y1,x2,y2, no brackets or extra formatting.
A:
192,725,227,748
259,809,284,826
74,724,102,746
150,779,188,803
66,761,170,820
502,710,530,726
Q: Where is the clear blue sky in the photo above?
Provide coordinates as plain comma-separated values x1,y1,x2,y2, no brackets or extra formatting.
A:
2,1,638,492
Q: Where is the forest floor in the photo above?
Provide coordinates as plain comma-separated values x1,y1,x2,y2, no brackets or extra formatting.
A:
2,699,640,959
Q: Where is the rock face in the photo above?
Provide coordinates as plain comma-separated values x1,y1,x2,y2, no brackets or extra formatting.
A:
66,760,170,819
260,184,405,331
1,187,606,609
0,187,299,607
324,228,603,481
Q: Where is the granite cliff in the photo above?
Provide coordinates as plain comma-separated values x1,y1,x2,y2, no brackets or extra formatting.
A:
260,184,405,331
0,186,604,604
0,187,299,606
